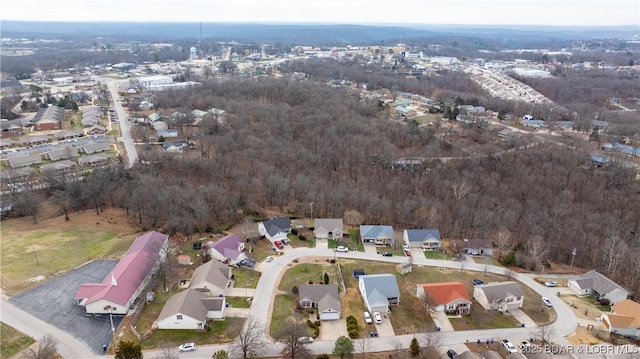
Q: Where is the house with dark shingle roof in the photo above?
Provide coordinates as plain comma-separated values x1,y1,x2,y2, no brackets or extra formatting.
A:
74,231,169,314
462,239,493,256
206,234,246,266
189,259,232,296
298,284,341,321
473,281,524,311
40,160,77,173
403,229,441,250
258,217,291,243
416,282,471,314
44,146,78,161
360,225,394,246
77,153,112,167
0,119,24,138
567,269,630,304
156,289,225,329
358,273,400,313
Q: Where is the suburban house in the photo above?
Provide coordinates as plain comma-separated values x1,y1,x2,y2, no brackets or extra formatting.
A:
40,160,77,173
403,229,441,250
156,289,226,329
601,299,640,338
416,282,472,314
162,141,189,153
258,217,291,243
567,270,630,304
33,106,64,131
80,141,111,154
463,239,494,256
81,108,102,127
473,281,524,311
206,234,246,266
44,146,78,161
74,231,169,315
313,218,344,240
20,136,49,148
189,260,232,296
359,225,395,246
53,130,82,141
298,284,341,321
0,138,14,149
85,125,107,136
0,119,24,138
77,153,112,167
7,154,42,168
358,273,400,313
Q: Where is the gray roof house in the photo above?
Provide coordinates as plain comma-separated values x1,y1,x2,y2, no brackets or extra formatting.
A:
463,239,494,256
189,260,232,296
258,217,291,243
298,284,341,321
314,218,344,240
360,225,394,246
473,281,524,311
77,153,112,167
156,289,226,329
568,270,630,304
80,141,111,154
40,160,77,173
7,154,42,168
358,273,400,313
403,229,441,250
44,146,78,161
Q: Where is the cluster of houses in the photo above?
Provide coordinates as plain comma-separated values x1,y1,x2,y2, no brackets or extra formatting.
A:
140,107,227,142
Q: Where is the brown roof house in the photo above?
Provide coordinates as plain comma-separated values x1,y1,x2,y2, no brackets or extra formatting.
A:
601,299,640,338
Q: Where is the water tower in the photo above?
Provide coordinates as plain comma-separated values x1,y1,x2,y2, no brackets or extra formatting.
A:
190,47,196,61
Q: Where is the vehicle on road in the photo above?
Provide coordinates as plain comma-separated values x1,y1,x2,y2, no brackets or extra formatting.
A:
544,281,557,287
381,252,393,257
335,246,349,252
472,279,485,286
447,350,458,359
265,256,274,263
502,339,517,353
178,343,196,352
373,312,382,324
298,336,314,344
541,297,552,307
274,240,284,249
363,311,372,324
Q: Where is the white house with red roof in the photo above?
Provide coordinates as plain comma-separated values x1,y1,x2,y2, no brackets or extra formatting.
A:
206,234,246,265
74,231,169,315
416,282,472,314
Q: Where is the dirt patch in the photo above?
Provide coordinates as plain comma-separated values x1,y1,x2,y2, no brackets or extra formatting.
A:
567,326,607,345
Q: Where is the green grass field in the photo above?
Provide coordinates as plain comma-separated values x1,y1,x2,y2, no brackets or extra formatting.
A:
0,323,35,358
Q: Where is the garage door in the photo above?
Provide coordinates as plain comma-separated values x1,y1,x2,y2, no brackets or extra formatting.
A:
320,312,340,321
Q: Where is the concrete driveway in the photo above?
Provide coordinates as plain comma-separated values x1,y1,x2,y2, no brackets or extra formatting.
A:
431,311,455,331
509,308,538,328
9,260,121,354
319,319,347,340
374,312,396,337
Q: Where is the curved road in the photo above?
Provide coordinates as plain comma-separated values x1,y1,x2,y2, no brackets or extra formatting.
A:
1,247,577,358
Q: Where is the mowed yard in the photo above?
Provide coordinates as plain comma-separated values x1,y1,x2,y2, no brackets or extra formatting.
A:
0,208,141,296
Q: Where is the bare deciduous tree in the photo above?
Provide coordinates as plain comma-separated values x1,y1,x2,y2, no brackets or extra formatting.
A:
526,236,549,270
494,228,512,261
22,334,57,359
276,315,312,359
229,315,265,359
602,236,627,276
538,325,556,344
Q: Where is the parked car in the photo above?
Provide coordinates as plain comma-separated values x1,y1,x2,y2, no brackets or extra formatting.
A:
265,256,274,263
472,279,485,286
447,350,458,359
381,252,393,257
178,343,197,352
274,240,284,249
363,311,372,324
501,339,517,353
373,312,383,324
541,297,553,307
405,250,412,257
281,238,289,245
544,281,557,287
402,244,410,250
298,336,314,344
335,246,349,252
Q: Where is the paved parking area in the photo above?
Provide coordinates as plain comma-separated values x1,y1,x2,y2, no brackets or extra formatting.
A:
373,312,395,337
509,309,537,328
431,311,455,331
319,319,347,340
9,260,121,354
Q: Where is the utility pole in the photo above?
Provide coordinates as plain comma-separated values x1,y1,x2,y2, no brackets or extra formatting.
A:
570,248,577,267
310,202,314,221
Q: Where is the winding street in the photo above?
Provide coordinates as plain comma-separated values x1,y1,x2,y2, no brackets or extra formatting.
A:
1,246,577,358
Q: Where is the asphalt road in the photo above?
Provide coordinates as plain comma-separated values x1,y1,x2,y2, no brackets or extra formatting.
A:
1,247,578,358
105,80,138,167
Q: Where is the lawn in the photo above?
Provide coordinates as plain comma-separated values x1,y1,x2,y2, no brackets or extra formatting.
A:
0,323,35,358
450,302,520,330
424,250,453,260
0,210,139,295
233,267,260,289
288,232,315,248
270,294,307,336
347,229,364,251
278,262,339,293
226,296,252,308
247,237,277,262
520,284,557,324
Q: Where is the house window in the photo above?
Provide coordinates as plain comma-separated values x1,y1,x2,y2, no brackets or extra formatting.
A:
176,315,183,320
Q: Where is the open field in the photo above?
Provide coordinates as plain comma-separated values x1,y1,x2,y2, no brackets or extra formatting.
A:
0,207,140,296
0,322,35,358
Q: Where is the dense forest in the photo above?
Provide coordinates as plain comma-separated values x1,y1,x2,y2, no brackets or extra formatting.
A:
9,78,640,295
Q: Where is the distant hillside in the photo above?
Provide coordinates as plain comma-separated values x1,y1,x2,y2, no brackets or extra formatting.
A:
1,21,636,46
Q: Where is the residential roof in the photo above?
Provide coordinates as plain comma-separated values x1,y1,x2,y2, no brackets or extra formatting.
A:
360,273,400,300
191,109,208,118
261,217,291,237
457,351,482,359
77,153,112,166
0,119,24,130
483,350,502,359
314,218,343,231
209,234,244,261
40,160,76,172
575,270,629,296
405,229,440,243
81,141,111,154
189,260,231,292
7,154,42,168
74,231,168,307
418,282,471,305
54,130,82,139
360,225,394,239
476,281,524,302
298,284,340,314
606,299,640,328
464,239,492,249
157,289,224,323
46,146,78,161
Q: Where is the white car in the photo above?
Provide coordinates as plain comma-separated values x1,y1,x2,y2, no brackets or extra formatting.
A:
298,336,314,343
541,297,553,307
544,281,557,287
373,312,382,324
335,246,349,252
402,244,410,250
178,343,196,352
265,256,274,263
502,339,517,353
363,311,372,324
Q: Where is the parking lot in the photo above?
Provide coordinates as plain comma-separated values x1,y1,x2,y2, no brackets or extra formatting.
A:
9,260,121,354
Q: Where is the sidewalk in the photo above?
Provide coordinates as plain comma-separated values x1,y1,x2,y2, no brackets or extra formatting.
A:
225,287,256,297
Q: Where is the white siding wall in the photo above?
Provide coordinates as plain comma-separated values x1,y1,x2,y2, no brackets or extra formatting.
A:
157,314,205,330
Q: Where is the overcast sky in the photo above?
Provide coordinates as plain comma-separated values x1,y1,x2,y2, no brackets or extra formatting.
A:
1,0,638,26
